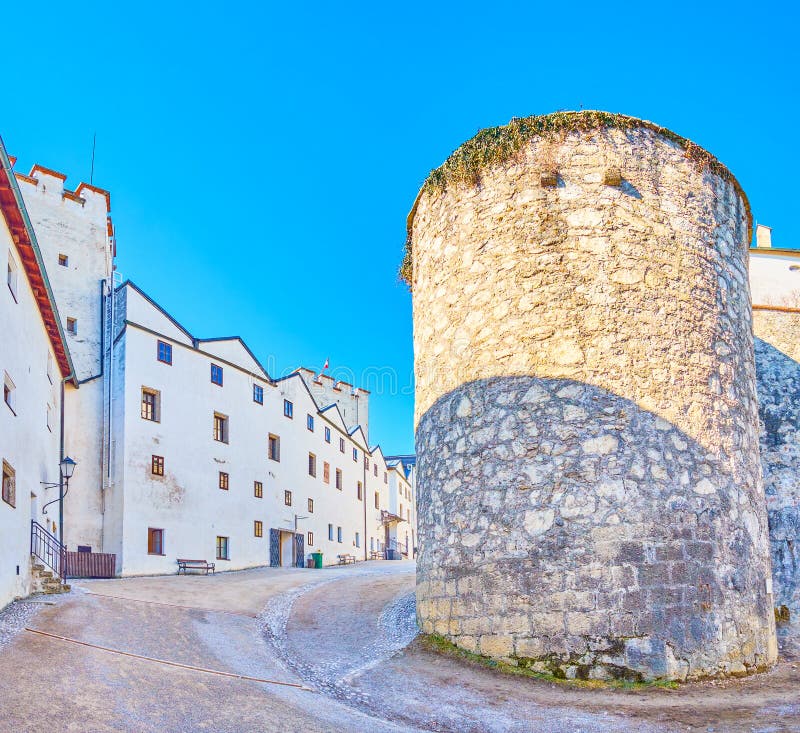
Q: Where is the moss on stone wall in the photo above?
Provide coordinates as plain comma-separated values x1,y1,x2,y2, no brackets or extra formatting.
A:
400,111,751,285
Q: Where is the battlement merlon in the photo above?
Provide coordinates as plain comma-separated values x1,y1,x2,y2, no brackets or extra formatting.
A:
295,367,370,440
11,162,112,214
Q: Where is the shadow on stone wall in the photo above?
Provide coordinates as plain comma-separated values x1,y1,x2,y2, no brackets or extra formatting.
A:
415,375,774,681
755,337,800,621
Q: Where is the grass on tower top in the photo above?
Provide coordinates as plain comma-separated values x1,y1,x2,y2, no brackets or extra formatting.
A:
399,110,750,286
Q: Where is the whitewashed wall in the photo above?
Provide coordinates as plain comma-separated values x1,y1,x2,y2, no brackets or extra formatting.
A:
104,283,403,574
749,251,800,307
17,171,112,551
386,463,416,554
300,368,371,441
0,217,62,608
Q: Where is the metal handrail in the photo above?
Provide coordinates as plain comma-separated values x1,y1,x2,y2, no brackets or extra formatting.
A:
384,538,409,558
30,520,67,582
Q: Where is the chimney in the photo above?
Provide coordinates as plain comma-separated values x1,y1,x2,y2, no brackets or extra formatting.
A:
756,224,773,249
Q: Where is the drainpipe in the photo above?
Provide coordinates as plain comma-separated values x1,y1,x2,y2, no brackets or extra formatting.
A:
58,375,71,547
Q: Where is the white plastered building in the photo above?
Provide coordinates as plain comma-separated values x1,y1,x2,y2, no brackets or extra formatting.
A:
0,143,75,608
1,149,415,585
749,224,800,306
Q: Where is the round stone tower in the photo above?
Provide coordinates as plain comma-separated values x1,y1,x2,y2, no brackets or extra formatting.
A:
407,112,777,681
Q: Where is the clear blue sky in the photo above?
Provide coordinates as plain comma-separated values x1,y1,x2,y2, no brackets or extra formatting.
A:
1,1,796,453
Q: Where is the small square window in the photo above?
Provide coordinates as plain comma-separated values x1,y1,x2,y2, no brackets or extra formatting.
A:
152,455,164,476
375,491,380,510
66,317,77,335
284,399,293,418
355,532,360,548
323,462,330,484
308,497,314,513
268,434,280,461
384,472,387,485
373,464,378,477
324,427,331,443
328,524,334,541
219,471,229,490
254,520,263,538
254,481,263,498
148,528,164,555
308,453,316,478
284,490,292,506
307,531,314,547
335,469,342,491
353,447,358,462
2,461,15,508
216,536,229,560
357,481,363,501
307,414,314,431
58,254,69,267
337,526,342,543
157,340,172,365
365,456,370,470
253,384,264,404
211,364,223,386
339,438,345,453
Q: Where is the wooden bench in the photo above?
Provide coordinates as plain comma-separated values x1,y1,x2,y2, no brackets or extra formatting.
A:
337,554,356,565
369,550,383,560
177,558,215,575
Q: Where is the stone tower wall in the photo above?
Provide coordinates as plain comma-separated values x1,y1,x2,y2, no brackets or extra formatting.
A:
410,116,777,680
753,310,800,620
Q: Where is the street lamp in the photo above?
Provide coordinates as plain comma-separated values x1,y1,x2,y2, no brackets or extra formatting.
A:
41,456,77,547
59,456,76,546
60,456,76,481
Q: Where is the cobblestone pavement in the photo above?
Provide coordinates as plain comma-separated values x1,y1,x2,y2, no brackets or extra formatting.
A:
1,563,799,732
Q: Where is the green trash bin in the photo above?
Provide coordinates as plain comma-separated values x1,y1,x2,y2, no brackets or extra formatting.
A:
312,552,323,569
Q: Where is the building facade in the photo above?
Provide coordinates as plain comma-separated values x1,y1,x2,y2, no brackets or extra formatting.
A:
0,146,415,602
0,142,74,608
101,281,413,574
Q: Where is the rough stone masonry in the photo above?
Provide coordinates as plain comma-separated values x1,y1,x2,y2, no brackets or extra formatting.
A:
753,312,800,621
408,112,778,681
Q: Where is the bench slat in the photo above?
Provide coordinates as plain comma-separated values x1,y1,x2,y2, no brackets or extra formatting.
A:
176,559,215,574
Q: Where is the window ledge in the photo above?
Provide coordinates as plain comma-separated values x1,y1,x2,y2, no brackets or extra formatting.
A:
148,552,166,556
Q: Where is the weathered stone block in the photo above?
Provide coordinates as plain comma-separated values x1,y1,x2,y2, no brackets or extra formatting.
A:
479,634,514,659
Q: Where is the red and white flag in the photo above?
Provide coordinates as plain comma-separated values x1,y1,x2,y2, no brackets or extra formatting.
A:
322,358,329,371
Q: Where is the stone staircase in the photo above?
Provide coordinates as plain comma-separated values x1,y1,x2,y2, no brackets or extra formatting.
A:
30,560,70,595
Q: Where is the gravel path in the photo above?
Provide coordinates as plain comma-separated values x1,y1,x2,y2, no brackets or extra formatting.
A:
0,597,49,650
262,564,662,732
259,563,419,708
266,563,800,733
2,563,799,732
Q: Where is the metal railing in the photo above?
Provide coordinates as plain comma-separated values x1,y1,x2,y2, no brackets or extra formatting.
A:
384,538,408,560
30,520,67,582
